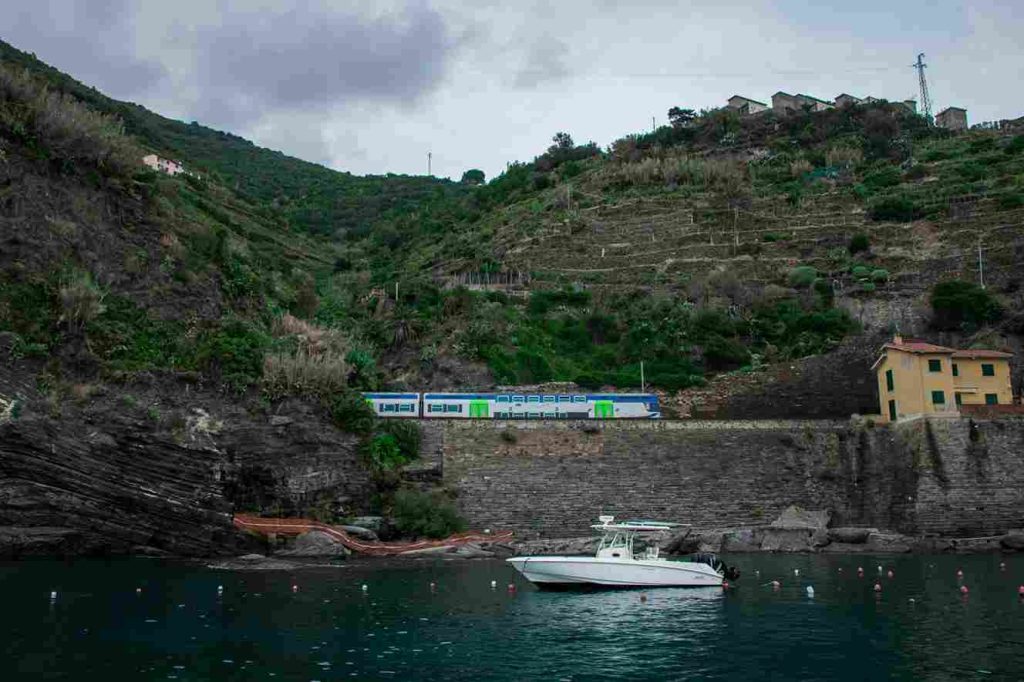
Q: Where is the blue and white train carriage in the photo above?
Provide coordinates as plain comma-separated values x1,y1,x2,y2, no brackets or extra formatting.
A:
362,392,660,419
424,393,660,419
362,392,420,418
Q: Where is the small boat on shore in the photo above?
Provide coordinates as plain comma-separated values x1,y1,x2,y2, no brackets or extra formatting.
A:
507,516,740,588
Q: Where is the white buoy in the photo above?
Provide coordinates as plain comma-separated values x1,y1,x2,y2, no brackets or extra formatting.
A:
877,565,883,574
806,586,814,598
794,569,800,576
136,587,142,594
361,584,368,592
50,591,57,601
490,580,496,589
217,585,223,594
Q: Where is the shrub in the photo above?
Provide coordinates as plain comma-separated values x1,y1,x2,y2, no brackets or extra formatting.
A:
59,271,105,333
262,349,349,398
194,320,269,389
378,420,421,461
862,166,901,192
825,146,863,167
930,280,1002,331
870,269,890,283
762,232,783,242
848,233,870,254
788,266,818,288
859,282,876,293
869,196,922,222
369,433,404,470
391,488,466,539
1005,136,1024,155
789,159,813,178
326,390,375,435
997,192,1024,210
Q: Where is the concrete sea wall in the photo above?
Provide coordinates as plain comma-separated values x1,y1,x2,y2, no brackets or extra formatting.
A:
435,417,1024,539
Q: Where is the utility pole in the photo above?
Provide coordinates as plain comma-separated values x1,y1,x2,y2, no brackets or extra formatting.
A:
427,151,432,176
652,116,656,133
640,361,645,392
978,235,985,289
912,53,933,123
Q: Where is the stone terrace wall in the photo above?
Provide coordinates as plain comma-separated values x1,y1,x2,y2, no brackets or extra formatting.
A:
440,418,1024,539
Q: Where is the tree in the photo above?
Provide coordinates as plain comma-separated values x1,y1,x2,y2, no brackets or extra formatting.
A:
668,107,696,128
460,168,485,185
930,280,1002,331
550,132,574,151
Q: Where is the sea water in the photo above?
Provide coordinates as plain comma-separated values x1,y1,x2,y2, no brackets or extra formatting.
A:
1,554,1022,680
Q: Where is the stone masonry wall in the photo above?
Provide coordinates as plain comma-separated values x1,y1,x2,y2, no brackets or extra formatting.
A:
440,417,1024,539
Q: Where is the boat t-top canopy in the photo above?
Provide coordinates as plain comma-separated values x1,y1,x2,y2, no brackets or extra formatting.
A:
591,515,688,532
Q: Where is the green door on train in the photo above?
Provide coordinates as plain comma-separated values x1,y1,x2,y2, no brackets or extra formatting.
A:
469,400,490,418
594,400,614,419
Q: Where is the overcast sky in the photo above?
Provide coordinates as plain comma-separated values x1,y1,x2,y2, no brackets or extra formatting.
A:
3,1,1022,181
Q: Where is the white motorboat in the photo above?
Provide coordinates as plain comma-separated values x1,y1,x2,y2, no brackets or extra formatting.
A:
507,516,740,588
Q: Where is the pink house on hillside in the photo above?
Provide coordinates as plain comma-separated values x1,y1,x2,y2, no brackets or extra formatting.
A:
142,154,186,176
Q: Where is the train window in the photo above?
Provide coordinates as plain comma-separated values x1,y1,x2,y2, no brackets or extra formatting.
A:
543,412,555,418
445,404,463,413
512,412,524,419
378,404,386,413
558,395,571,402
399,404,415,413
495,412,509,419
557,412,568,419
573,396,586,403
428,405,444,413
528,412,540,418
527,396,540,403
543,396,555,403
497,395,510,403
512,395,524,403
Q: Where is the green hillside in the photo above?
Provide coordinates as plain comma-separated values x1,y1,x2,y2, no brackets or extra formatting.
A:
0,38,464,238
1,43,1021,409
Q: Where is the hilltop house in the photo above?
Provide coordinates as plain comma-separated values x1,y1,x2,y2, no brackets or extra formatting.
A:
142,154,187,176
726,95,769,115
872,335,1014,423
771,91,834,114
936,107,968,131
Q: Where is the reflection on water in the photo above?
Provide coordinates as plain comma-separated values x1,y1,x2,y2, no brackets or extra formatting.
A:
1,554,1022,680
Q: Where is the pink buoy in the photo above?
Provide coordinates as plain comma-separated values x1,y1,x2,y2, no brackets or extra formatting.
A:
873,582,882,593
722,580,730,589
1017,585,1023,597
507,583,516,593
887,570,894,579
960,585,969,595
291,584,298,593
771,580,781,590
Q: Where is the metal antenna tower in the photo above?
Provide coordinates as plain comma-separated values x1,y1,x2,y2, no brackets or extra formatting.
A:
912,53,932,122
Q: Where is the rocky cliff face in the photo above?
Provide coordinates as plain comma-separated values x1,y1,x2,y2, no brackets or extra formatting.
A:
0,374,371,557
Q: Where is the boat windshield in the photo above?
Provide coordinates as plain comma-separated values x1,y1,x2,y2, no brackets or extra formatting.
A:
597,531,633,554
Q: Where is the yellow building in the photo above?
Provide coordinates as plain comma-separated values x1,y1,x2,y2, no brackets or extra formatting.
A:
873,335,1013,423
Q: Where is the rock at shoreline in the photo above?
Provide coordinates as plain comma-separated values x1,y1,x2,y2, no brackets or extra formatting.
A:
340,525,379,542
349,517,387,534
828,527,875,544
209,554,308,570
1001,530,1024,551
275,531,351,558
770,506,830,530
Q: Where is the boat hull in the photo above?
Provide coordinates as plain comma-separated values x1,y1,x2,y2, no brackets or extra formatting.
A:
506,556,722,588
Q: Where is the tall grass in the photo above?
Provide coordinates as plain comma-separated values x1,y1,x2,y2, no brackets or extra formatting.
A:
0,64,142,176
599,153,746,190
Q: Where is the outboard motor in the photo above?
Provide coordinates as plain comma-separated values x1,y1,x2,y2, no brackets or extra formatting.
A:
692,553,740,581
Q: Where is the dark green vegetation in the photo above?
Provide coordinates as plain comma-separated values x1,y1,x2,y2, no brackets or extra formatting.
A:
930,280,1003,332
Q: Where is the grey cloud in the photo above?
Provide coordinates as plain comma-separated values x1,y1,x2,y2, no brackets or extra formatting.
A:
188,3,453,127
2,0,168,99
513,34,570,88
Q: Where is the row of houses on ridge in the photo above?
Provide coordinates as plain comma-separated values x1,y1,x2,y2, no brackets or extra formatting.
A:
726,92,968,131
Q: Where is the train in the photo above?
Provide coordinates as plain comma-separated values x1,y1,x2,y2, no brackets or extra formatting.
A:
362,392,661,419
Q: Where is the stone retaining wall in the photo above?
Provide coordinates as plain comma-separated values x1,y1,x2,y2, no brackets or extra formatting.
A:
438,417,1024,539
